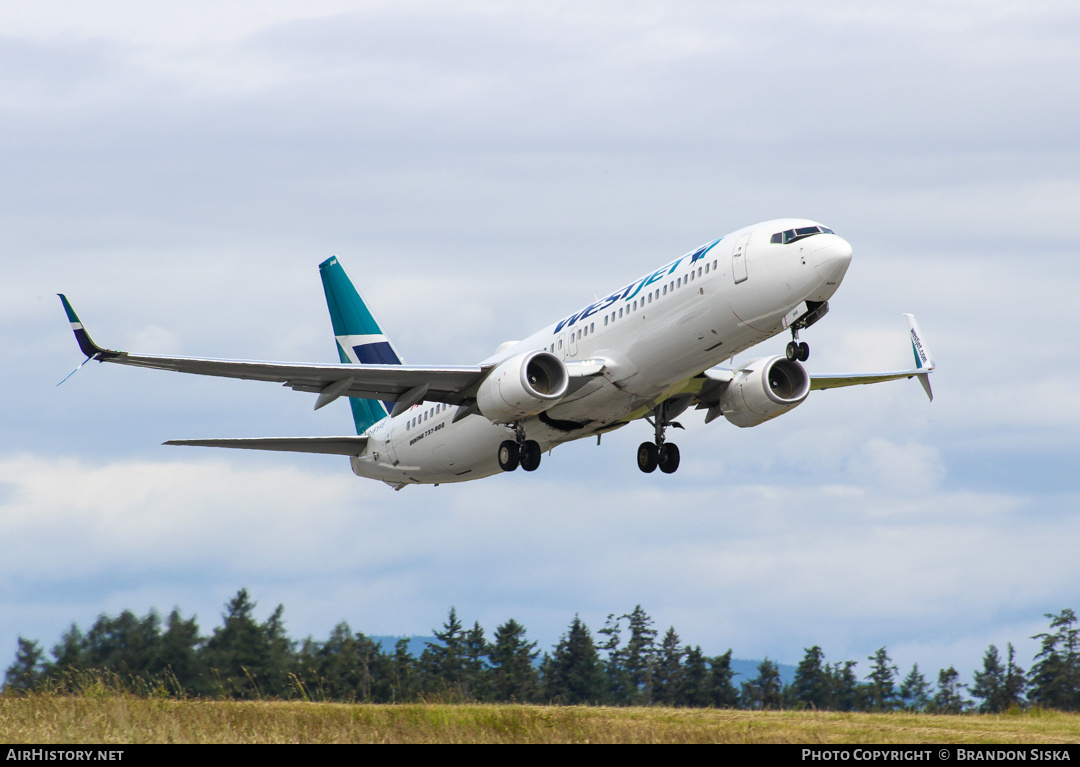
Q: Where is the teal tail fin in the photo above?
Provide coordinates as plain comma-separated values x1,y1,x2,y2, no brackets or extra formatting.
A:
319,257,403,434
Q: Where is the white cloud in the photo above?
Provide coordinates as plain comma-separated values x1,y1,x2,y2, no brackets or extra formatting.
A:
0,451,1075,681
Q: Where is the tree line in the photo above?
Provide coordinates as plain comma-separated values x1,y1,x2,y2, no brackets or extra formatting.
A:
4,591,1078,712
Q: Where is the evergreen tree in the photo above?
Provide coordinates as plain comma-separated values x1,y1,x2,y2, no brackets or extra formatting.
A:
159,609,203,694
296,622,390,702
793,645,830,710
597,612,629,704
80,609,164,680
741,658,783,709
462,621,489,701
261,604,295,697
543,615,605,704
1029,609,1080,711
971,643,1026,713
864,647,899,712
621,606,658,705
201,589,291,699
4,637,44,691
390,637,418,702
708,650,740,708
652,627,685,706
488,619,539,703
899,663,931,713
49,624,87,679
930,666,969,714
420,607,468,699
828,660,860,712
1002,643,1028,712
679,646,712,707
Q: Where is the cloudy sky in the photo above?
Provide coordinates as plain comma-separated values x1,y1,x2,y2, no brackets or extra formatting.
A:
3,0,1079,687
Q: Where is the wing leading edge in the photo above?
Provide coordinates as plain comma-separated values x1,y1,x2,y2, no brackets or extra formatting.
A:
57,294,491,411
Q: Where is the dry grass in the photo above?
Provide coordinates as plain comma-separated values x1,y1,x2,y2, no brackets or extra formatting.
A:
2,692,1079,744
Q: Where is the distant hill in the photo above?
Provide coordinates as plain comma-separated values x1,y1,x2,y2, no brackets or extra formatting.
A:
730,658,797,687
373,635,433,658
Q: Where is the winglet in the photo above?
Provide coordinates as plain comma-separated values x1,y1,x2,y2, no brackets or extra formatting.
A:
58,295,120,360
904,313,934,401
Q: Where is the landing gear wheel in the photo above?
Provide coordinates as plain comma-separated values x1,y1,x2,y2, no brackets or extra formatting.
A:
658,443,681,474
637,442,659,473
520,440,542,472
786,341,799,361
798,341,810,362
498,440,519,471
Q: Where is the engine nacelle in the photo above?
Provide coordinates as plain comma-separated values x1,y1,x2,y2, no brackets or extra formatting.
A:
476,350,570,423
718,356,810,428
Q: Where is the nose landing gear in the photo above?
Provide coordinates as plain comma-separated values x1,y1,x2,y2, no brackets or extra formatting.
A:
786,328,810,362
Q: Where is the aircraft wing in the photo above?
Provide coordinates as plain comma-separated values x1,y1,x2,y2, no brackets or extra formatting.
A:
163,436,370,455
810,314,935,401
59,295,490,410
810,369,931,396
688,313,935,417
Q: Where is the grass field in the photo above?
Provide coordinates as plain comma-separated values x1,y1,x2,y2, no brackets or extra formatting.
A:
2,692,1079,743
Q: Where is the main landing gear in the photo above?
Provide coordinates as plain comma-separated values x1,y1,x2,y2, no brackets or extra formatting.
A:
786,328,810,362
638,401,683,474
498,422,542,472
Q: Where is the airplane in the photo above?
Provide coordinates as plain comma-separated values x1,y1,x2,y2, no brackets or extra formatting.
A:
60,218,934,490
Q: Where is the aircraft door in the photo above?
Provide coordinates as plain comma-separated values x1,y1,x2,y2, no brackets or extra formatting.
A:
732,234,751,284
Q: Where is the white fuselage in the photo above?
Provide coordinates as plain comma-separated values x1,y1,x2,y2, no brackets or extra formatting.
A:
350,219,852,486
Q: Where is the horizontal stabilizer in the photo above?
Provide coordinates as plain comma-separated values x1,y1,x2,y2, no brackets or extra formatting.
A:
164,436,369,456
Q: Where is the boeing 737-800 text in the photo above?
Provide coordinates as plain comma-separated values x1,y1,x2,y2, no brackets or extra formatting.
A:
60,219,934,489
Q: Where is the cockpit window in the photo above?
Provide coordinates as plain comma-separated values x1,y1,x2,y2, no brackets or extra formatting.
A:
770,225,835,244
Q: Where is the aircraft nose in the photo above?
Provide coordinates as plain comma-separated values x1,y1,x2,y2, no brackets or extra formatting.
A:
810,235,853,280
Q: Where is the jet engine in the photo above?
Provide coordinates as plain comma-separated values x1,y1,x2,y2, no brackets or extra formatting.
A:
476,350,570,423
717,356,810,428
